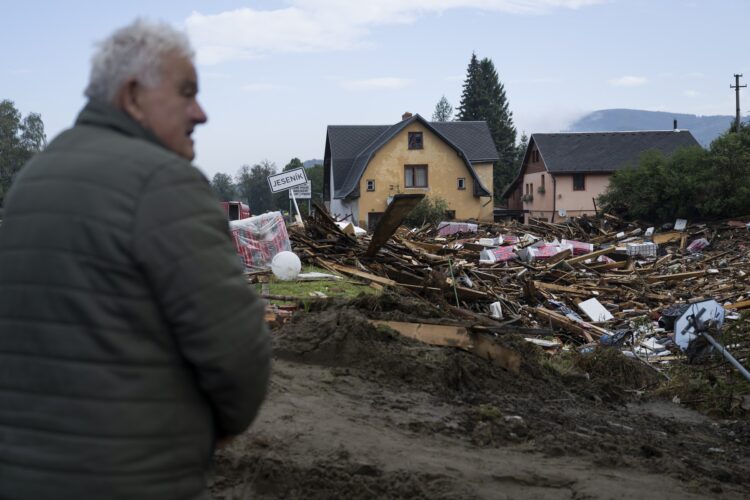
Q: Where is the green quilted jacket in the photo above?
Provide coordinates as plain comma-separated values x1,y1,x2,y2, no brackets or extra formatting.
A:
0,102,271,499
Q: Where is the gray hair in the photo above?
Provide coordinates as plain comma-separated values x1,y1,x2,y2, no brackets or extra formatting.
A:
84,19,194,103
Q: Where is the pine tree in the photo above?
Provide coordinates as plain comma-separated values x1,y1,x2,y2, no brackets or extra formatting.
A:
457,54,517,200
456,53,481,121
432,95,454,122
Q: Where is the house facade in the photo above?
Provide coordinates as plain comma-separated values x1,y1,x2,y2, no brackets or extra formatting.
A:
324,113,498,229
504,131,701,222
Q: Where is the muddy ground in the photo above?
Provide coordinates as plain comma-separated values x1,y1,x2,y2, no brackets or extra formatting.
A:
209,300,750,499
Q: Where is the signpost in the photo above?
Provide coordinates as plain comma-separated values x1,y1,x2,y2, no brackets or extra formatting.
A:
289,180,312,219
267,167,308,224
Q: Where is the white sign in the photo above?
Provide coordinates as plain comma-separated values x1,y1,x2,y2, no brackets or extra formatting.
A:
268,168,308,193
289,180,311,199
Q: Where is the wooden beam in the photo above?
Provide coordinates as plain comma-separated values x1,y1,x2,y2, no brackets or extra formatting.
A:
370,320,521,373
533,281,591,297
330,263,397,287
565,246,616,265
652,231,682,245
365,193,425,258
644,270,705,283
725,299,750,310
531,307,611,342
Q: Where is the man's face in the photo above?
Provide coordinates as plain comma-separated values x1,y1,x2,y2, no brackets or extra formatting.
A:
134,52,207,160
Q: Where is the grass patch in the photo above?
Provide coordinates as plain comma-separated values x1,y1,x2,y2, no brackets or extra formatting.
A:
257,266,379,304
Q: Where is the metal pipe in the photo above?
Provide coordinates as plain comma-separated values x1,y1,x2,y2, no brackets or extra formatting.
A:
702,331,750,383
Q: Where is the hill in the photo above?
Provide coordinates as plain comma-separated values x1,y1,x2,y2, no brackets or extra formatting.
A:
303,158,323,169
566,109,748,147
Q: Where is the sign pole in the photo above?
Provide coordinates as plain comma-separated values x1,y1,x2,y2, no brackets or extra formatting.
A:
290,188,303,225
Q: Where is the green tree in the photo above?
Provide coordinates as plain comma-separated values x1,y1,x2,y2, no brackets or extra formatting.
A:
306,163,324,203
403,195,450,228
456,54,517,201
0,100,46,205
515,132,528,170
699,123,750,217
456,53,482,121
209,172,237,201
235,160,277,214
432,95,453,122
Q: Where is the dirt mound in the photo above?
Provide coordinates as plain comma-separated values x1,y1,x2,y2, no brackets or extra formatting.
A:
211,453,475,500
272,308,601,409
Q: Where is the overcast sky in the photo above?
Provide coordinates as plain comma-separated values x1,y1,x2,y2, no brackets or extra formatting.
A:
3,0,748,179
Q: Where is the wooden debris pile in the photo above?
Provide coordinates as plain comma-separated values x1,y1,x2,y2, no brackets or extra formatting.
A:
283,206,750,370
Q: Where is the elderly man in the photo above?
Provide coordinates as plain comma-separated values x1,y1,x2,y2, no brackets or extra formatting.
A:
0,20,271,499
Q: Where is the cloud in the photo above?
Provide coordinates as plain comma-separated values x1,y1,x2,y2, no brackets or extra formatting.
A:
683,89,699,97
185,1,605,64
607,75,647,87
340,77,414,90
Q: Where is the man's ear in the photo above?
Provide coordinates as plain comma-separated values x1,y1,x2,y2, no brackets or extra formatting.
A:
115,78,146,123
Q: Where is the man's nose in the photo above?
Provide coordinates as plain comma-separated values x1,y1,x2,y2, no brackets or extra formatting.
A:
192,101,208,124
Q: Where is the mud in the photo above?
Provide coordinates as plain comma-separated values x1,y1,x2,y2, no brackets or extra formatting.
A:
211,306,750,499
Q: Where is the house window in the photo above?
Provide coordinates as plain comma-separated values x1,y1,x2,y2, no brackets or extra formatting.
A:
573,173,585,191
532,150,540,163
541,175,545,189
366,179,375,191
444,210,456,220
408,132,423,150
405,165,428,188
457,177,466,190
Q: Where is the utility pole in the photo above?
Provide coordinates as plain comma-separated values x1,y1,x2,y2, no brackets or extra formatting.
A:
730,74,746,133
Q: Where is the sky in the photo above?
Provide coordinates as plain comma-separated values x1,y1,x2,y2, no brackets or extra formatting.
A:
3,0,749,179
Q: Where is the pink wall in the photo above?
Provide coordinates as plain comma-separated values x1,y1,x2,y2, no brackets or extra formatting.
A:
524,173,611,222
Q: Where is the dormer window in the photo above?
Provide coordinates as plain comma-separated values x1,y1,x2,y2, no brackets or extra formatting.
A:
408,132,423,150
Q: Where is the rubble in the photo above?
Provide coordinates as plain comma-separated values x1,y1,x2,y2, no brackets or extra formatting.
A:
275,207,750,394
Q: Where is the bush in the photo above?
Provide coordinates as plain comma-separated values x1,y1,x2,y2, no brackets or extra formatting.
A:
403,195,450,227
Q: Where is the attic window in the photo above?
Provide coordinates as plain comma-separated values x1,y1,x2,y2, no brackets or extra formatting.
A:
366,179,375,191
532,150,540,162
457,177,466,190
408,132,423,150
573,173,585,191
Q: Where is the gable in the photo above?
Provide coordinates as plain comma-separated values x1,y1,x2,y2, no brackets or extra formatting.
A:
326,115,497,199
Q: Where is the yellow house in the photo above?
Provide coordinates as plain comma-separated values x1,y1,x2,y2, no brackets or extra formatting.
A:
324,112,498,229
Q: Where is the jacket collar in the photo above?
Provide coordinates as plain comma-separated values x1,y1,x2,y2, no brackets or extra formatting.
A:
75,100,166,150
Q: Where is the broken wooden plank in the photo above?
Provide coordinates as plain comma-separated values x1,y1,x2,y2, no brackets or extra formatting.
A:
565,246,616,265
370,320,521,374
531,306,611,342
644,270,705,283
533,281,591,297
330,263,398,287
652,231,682,245
725,299,750,310
365,193,425,258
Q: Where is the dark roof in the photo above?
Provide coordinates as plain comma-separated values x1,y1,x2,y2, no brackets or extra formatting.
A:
533,130,701,173
325,115,498,199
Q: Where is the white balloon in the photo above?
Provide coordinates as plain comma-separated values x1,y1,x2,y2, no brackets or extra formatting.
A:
271,251,301,281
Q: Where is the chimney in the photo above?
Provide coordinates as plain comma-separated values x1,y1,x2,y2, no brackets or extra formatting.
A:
673,119,678,131
402,111,413,121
